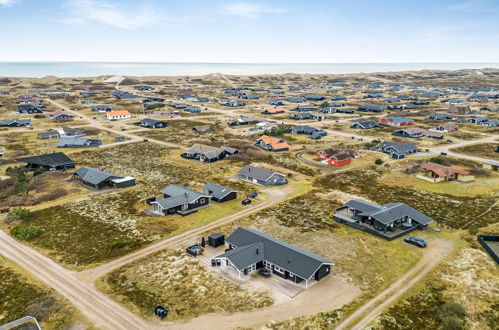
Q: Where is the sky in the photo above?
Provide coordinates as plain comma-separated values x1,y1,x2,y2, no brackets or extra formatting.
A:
0,0,498,63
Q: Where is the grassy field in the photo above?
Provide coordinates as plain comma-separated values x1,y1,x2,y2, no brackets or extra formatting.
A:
315,167,498,231
0,255,80,328
102,190,422,323
4,142,260,268
99,249,273,320
370,225,499,330
379,170,499,197
450,143,499,161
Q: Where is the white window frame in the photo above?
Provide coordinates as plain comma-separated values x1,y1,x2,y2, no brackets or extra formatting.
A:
274,266,284,274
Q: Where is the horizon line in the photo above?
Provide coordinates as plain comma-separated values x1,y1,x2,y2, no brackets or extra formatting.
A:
1,61,499,65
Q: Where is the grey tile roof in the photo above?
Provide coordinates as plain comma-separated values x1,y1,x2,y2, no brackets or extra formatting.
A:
380,141,417,154
160,184,209,201
343,199,434,226
185,144,225,159
16,152,74,167
237,165,282,182
74,167,124,185
370,202,434,225
216,242,264,269
203,183,236,200
56,137,96,147
218,227,334,280
344,199,382,213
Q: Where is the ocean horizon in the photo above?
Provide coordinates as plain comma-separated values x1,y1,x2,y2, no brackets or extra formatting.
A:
1,62,498,78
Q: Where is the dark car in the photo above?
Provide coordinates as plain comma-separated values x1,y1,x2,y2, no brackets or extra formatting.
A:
241,199,252,205
440,152,448,156
258,268,271,277
404,236,427,248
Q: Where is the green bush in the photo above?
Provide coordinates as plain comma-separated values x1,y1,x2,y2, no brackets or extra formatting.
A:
111,238,136,250
11,225,43,241
9,207,32,220
375,159,384,165
33,168,46,177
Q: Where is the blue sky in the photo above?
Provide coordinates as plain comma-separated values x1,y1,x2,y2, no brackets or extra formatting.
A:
0,0,498,62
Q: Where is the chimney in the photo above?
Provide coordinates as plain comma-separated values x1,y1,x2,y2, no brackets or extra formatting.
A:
256,248,259,255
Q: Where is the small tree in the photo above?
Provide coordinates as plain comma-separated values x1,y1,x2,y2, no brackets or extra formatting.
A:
375,159,384,165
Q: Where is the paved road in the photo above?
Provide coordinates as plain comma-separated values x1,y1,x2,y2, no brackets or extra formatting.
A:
334,238,454,330
0,228,154,330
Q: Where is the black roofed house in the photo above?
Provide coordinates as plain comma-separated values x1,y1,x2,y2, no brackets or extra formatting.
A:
203,183,237,203
17,104,43,114
304,95,325,101
334,199,434,240
56,137,102,148
212,227,334,287
16,152,75,171
426,113,454,121
150,184,211,216
185,106,201,113
377,141,418,159
73,167,136,190
289,112,312,120
237,165,288,186
357,104,383,113
181,144,239,162
91,105,112,112
137,118,169,128
291,125,319,135
350,120,382,129
49,112,74,121
1,119,31,127
290,104,318,112
38,127,86,139
392,127,425,138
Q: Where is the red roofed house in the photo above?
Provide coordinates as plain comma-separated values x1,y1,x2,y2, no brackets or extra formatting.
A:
254,135,289,152
261,107,286,115
317,147,359,167
417,162,475,183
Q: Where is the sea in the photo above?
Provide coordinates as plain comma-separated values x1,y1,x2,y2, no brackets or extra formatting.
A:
0,62,498,78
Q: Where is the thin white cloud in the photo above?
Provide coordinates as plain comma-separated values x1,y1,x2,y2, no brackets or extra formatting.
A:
0,0,18,7
222,2,289,18
57,0,162,29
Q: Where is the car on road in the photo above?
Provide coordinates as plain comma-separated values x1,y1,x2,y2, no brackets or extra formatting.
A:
258,268,271,277
440,152,448,156
404,236,427,248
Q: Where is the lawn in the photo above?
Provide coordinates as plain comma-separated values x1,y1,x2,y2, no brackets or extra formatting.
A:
450,143,499,161
0,255,78,328
99,249,273,320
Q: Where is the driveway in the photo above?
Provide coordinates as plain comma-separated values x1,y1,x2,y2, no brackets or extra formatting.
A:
334,237,454,330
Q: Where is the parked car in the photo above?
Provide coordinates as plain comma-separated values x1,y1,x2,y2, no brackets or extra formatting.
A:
258,268,271,277
440,152,448,156
404,236,427,248
241,199,252,205
0,207,10,213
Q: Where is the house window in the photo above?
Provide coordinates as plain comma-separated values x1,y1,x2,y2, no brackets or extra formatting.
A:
200,198,205,204
274,266,284,274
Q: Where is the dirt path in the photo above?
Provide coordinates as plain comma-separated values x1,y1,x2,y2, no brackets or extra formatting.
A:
0,229,155,330
173,275,360,330
295,150,338,172
77,187,290,284
335,238,454,330
46,99,183,150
